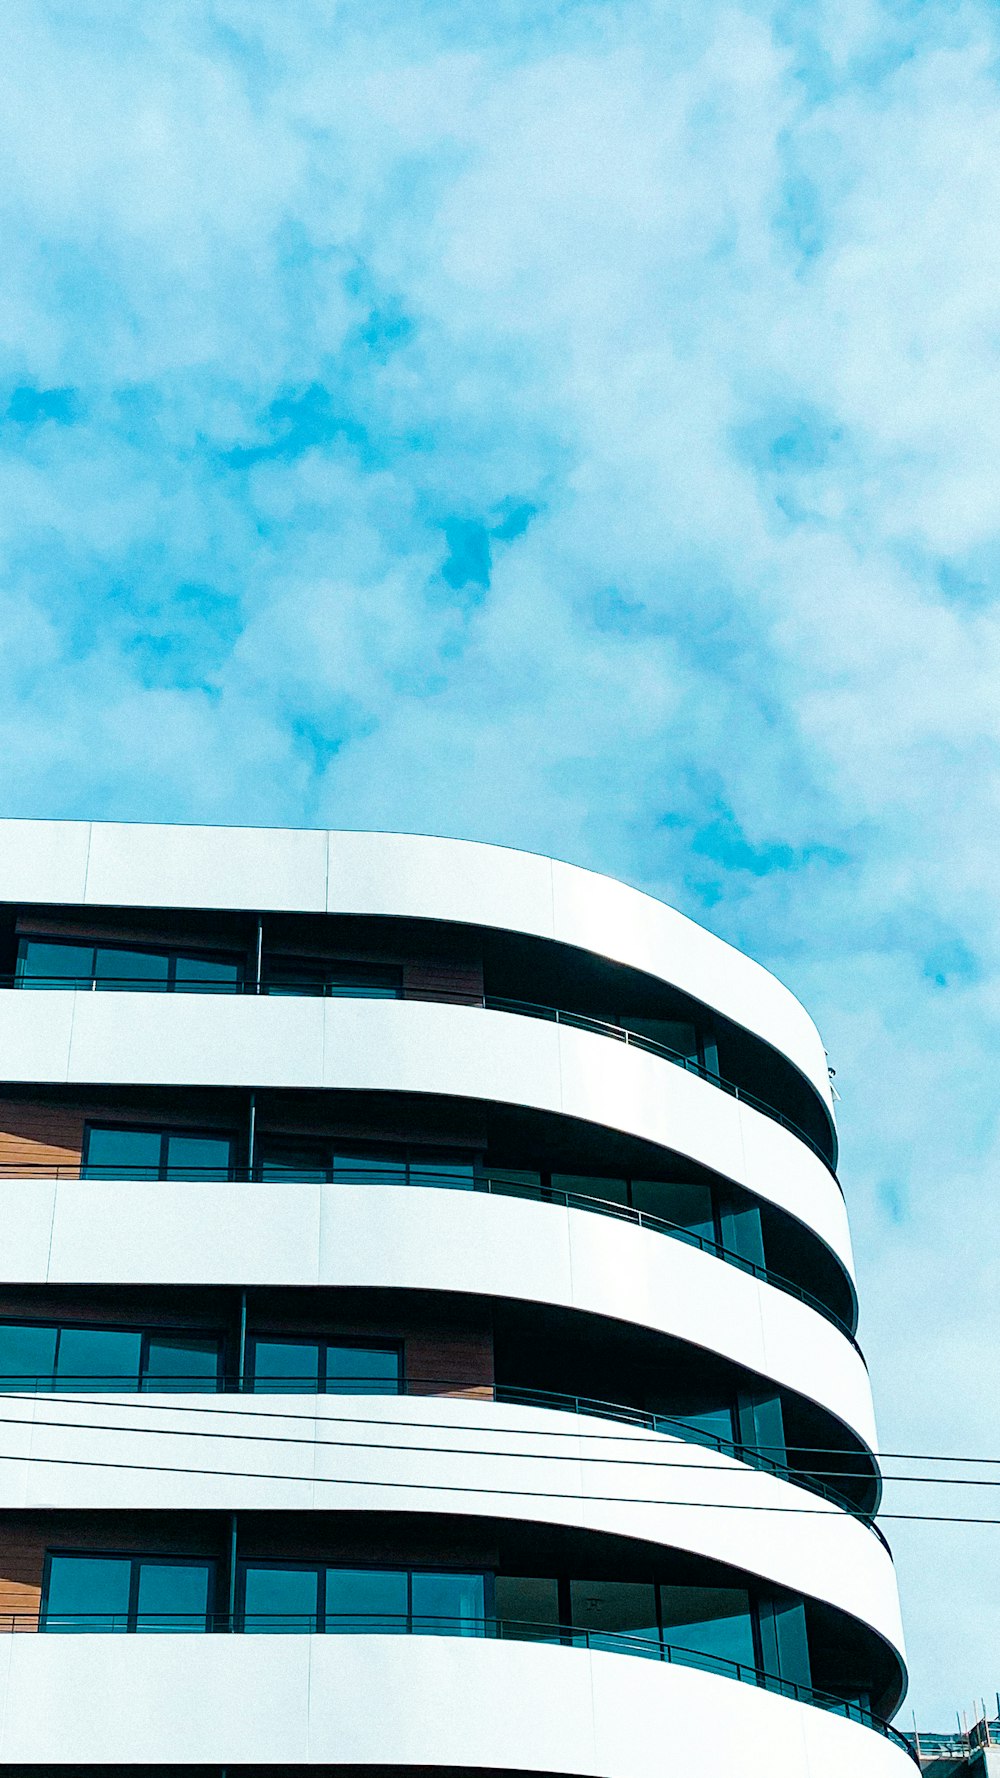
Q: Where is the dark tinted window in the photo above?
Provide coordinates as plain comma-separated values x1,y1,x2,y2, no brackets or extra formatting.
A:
82,1126,234,1181
16,940,94,988
83,1127,162,1180
0,1322,58,1387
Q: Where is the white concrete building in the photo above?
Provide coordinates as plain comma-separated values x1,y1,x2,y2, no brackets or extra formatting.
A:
0,819,913,1776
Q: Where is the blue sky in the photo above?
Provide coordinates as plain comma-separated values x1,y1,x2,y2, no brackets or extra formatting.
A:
2,0,999,1723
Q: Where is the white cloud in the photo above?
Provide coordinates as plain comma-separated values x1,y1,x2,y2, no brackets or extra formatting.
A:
0,0,998,1719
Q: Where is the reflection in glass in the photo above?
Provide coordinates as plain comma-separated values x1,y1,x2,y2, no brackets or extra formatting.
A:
135,1561,212,1632
659,1584,755,1672
630,1179,715,1244
494,1575,561,1633
95,947,169,990
569,1579,659,1649
326,1344,401,1394
16,940,94,989
144,1334,221,1393
57,1326,142,1390
251,1339,321,1393
243,1565,319,1633
410,1570,485,1634
551,1173,629,1205
43,1556,131,1633
258,1145,330,1183
326,1567,408,1632
82,1127,162,1180
0,1322,58,1389
409,1154,475,1189
333,1151,407,1185
164,1134,233,1181
172,954,241,992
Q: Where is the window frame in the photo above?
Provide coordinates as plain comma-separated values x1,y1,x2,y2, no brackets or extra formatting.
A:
81,1123,239,1182
246,1332,403,1395
0,1316,226,1391
15,936,244,994
40,1550,219,1633
236,1560,489,1633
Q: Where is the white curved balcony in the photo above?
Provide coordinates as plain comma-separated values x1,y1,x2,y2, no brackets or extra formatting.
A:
0,1627,915,1773
0,818,836,1115
0,1393,903,1659
0,1177,876,1448
0,989,852,1269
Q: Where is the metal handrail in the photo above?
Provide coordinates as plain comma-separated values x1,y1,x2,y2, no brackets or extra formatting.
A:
3,973,838,1175
0,1372,884,1544
4,1607,915,1759
0,1161,859,1350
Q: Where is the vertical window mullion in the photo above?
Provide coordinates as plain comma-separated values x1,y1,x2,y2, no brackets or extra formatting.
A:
406,1569,413,1634
127,1559,141,1634
51,1326,61,1392
159,1132,170,1181
317,1566,326,1634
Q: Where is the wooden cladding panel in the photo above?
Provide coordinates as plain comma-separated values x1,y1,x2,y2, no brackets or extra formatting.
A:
403,959,484,1004
0,1101,85,1175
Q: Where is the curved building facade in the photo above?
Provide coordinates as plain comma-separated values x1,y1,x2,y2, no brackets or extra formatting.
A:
0,819,912,1777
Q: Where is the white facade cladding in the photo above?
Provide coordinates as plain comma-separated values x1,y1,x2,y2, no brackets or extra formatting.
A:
0,818,913,1777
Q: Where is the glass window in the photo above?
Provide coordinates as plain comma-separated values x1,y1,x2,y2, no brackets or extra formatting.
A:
758,1596,811,1688
659,1584,755,1673
494,1575,561,1632
143,1334,221,1393
485,1167,542,1192
626,1018,700,1063
82,1127,163,1180
326,1344,400,1394
551,1173,629,1206
410,1570,485,1634
262,958,329,997
325,963,401,999
333,1150,407,1185
326,1567,408,1632
630,1180,715,1245
719,1201,766,1271
258,1144,331,1183
135,1560,212,1632
0,1322,58,1389
57,1327,143,1391
409,1153,475,1189
16,940,94,989
569,1580,659,1649
164,1133,233,1181
657,1397,735,1449
172,954,241,993
251,1338,322,1393
43,1555,131,1632
243,1565,319,1633
94,947,170,990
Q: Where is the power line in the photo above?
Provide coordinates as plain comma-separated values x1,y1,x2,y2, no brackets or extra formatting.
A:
0,1403,997,1520
0,1391,993,1484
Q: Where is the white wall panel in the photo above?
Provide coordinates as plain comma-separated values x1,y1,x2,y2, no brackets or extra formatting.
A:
0,1179,875,1445
0,991,851,1268
0,819,834,1110
0,1393,904,1657
0,1634,915,1774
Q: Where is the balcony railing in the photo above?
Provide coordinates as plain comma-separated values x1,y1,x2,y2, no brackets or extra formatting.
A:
0,1372,884,1541
3,973,838,1176
0,1159,860,1351
0,1608,915,1761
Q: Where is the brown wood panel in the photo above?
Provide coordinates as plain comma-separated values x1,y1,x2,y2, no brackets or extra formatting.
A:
0,1101,86,1176
403,959,484,1003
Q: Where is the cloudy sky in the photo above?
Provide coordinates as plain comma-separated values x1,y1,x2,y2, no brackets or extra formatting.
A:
2,0,998,1724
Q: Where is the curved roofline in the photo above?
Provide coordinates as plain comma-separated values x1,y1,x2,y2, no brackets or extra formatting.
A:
0,820,836,1128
